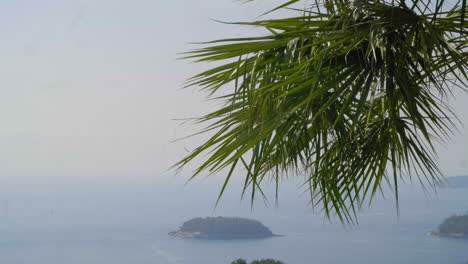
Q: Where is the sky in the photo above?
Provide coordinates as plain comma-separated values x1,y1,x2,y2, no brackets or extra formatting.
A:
0,0,466,182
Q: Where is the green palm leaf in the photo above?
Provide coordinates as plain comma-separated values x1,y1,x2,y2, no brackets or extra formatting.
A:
176,0,468,222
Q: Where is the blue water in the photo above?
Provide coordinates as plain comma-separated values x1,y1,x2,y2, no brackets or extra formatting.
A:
0,177,467,264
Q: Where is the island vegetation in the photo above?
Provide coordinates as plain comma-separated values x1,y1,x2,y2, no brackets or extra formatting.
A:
430,213,468,238
169,216,275,239
231,259,284,264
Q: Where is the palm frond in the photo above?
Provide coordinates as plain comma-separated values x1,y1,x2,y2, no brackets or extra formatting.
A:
176,0,468,223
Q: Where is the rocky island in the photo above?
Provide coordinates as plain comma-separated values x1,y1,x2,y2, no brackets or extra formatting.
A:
169,216,277,239
430,213,468,238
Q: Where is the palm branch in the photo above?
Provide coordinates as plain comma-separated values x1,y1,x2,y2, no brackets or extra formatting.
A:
175,0,468,223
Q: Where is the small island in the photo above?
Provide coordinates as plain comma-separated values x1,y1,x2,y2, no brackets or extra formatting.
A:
169,216,277,240
430,213,468,238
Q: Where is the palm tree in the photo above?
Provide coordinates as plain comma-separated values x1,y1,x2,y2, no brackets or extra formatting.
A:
175,0,468,222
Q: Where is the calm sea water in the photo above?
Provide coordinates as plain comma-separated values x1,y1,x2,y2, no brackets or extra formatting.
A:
0,176,467,264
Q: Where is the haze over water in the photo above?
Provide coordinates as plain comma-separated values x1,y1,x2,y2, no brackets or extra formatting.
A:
1,175,467,264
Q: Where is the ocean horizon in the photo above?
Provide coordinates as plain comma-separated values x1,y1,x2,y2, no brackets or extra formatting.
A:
0,177,467,264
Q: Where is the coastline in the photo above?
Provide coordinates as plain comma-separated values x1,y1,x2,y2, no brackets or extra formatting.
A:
168,230,282,240
427,229,467,239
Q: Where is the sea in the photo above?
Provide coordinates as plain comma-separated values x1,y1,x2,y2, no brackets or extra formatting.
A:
0,175,467,264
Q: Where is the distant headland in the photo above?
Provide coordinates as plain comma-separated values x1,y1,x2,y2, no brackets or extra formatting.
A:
169,216,278,240
429,213,468,238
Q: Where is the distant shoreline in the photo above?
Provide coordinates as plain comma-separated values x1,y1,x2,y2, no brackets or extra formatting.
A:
427,229,467,239
168,230,283,240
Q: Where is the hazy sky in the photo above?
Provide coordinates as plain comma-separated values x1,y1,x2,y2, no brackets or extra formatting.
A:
0,0,467,180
